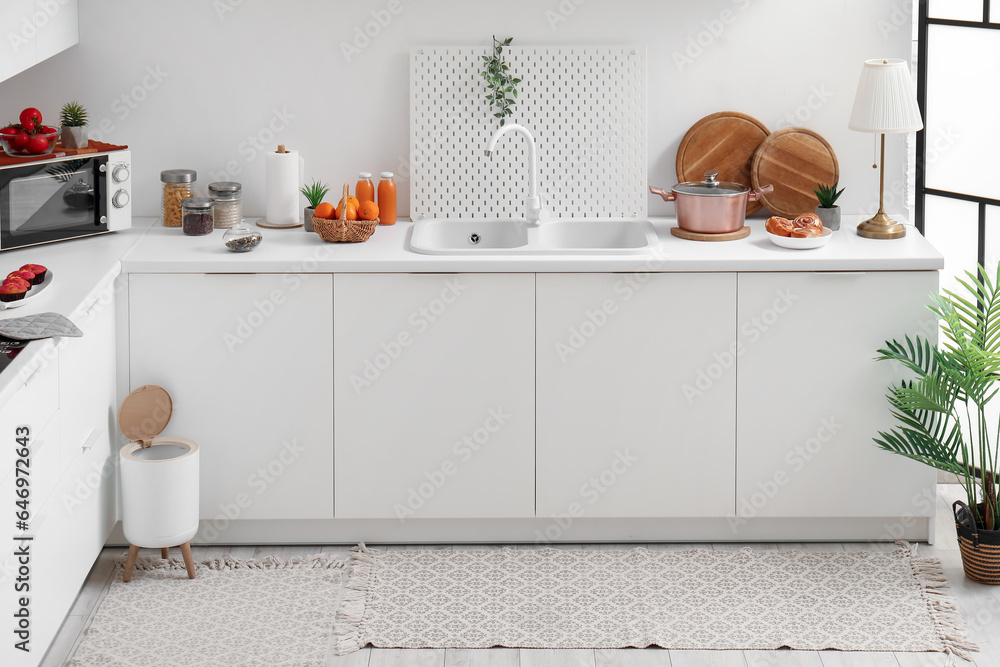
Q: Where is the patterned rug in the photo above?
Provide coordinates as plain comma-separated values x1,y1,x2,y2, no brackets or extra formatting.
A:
335,543,977,662
70,554,344,667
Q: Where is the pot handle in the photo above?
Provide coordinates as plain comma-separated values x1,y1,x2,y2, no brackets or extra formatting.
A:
649,185,676,202
747,184,774,202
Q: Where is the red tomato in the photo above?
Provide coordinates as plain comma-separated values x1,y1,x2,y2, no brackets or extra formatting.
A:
41,126,56,134
0,127,18,136
26,135,49,154
11,133,30,150
18,107,42,127
20,118,35,132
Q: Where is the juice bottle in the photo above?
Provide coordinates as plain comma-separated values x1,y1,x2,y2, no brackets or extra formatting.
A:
377,172,396,225
356,172,374,205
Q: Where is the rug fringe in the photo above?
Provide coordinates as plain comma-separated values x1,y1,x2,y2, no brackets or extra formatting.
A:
333,542,378,655
115,552,346,572
896,541,979,663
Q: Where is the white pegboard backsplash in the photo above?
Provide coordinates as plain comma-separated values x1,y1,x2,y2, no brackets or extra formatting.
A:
410,45,647,221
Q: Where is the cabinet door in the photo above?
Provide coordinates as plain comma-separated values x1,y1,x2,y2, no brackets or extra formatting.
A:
129,274,334,521
335,273,535,519
0,1,37,83
736,271,938,519
536,273,737,518
34,0,78,62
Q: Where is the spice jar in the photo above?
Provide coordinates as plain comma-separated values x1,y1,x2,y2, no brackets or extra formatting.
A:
181,197,214,236
161,169,196,228
209,181,243,229
223,220,262,252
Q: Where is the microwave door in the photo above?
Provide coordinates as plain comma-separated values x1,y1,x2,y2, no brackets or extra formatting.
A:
6,157,107,241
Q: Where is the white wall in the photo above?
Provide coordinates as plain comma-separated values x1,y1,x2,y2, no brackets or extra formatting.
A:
0,0,914,220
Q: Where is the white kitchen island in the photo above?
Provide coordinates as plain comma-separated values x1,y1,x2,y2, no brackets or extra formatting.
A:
108,215,943,545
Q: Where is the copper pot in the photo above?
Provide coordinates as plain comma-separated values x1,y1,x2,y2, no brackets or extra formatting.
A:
649,170,774,234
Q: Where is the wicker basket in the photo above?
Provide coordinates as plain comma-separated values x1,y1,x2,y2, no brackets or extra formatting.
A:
313,184,378,243
954,500,1000,585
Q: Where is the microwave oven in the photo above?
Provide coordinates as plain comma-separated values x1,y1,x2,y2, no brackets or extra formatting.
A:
0,149,131,251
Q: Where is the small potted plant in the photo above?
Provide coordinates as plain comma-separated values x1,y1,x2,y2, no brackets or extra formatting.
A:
59,101,88,149
300,180,329,233
812,182,844,231
875,264,1000,584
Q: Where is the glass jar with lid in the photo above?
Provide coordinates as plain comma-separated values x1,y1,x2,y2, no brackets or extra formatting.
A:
223,219,263,252
161,169,196,228
208,181,243,229
181,197,214,236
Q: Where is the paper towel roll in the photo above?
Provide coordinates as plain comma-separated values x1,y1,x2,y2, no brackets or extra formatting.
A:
265,147,304,226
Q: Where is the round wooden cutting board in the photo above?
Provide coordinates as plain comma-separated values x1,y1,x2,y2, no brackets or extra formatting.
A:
675,111,770,215
750,127,839,218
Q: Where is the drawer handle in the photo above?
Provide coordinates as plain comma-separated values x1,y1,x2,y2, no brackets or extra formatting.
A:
810,271,866,276
81,427,101,451
21,365,41,388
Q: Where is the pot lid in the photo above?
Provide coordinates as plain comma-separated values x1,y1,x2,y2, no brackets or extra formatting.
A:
673,170,749,197
118,384,173,448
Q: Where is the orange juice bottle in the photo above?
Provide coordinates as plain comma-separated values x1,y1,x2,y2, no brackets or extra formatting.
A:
377,172,396,225
356,172,374,205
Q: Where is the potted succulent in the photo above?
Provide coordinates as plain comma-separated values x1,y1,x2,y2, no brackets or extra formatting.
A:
875,264,1000,584
812,182,844,231
300,180,329,233
59,101,88,149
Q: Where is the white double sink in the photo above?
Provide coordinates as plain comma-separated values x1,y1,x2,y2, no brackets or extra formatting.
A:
409,219,659,255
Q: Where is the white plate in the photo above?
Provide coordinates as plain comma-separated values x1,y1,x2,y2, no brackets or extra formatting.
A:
766,227,833,249
0,270,53,310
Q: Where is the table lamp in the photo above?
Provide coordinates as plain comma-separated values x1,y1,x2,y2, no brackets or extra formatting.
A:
848,58,923,239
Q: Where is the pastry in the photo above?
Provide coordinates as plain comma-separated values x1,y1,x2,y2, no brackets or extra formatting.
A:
0,283,27,302
7,270,34,284
791,226,823,238
765,216,794,237
793,212,823,234
19,264,46,284
3,277,30,291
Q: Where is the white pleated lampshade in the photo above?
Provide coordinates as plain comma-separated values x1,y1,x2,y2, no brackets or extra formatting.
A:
848,58,923,133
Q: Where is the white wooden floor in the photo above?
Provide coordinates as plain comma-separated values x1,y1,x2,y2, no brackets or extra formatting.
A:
45,485,1000,667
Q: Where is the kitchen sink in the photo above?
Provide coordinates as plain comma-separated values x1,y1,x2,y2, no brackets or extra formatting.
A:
409,219,659,255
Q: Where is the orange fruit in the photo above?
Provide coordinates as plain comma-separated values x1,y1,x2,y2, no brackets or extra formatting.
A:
338,195,360,211
314,202,335,219
358,200,379,221
336,202,358,221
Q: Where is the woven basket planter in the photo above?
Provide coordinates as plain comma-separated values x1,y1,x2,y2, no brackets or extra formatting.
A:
313,184,378,243
954,500,1000,585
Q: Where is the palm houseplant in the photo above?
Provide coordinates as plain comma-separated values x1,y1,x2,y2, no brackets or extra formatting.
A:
876,264,1000,584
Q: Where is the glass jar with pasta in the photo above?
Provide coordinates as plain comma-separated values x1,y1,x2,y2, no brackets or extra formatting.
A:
161,169,196,228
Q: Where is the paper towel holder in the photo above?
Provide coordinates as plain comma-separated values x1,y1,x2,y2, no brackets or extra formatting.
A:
118,384,173,449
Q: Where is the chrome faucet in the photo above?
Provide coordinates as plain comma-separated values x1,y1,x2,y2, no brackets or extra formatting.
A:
484,124,548,225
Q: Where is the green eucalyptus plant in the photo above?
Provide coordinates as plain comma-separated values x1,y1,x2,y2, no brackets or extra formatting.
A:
480,36,521,126
875,264,1000,531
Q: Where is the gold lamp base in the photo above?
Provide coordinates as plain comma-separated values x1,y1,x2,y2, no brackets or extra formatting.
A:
857,211,906,239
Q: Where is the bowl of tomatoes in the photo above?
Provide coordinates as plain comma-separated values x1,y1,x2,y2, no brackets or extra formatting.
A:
0,107,58,157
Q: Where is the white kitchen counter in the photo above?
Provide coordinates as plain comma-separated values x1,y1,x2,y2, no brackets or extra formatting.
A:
0,221,153,405
120,215,944,274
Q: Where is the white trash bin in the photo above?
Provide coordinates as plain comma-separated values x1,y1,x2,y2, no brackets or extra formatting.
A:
117,384,199,581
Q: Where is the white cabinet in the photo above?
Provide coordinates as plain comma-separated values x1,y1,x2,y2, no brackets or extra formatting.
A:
0,0,78,83
128,274,334,522
735,271,938,520
334,273,535,519
536,273,737,518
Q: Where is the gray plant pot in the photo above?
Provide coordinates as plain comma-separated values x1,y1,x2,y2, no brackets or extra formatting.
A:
61,125,88,149
815,205,841,231
304,207,315,232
